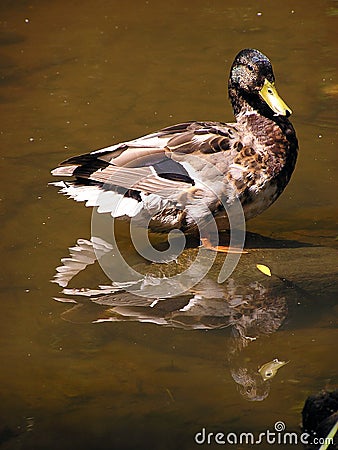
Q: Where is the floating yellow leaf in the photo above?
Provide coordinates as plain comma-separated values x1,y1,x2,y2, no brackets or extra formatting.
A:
258,358,289,380
256,264,272,277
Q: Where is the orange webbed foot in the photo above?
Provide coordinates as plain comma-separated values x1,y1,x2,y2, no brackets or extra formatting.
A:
200,238,248,254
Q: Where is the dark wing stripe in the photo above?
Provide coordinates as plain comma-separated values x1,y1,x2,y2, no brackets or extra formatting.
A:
73,159,110,178
152,157,195,185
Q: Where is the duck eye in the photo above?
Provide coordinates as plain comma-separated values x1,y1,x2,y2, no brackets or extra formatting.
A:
247,65,254,72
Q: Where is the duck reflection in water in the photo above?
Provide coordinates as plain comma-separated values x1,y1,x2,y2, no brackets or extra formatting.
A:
51,236,309,402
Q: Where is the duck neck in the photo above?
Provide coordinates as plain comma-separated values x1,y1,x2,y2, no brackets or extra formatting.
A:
235,103,277,136
234,97,298,194
230,91,298,151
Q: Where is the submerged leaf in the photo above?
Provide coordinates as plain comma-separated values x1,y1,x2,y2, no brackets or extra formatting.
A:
256,264,272,277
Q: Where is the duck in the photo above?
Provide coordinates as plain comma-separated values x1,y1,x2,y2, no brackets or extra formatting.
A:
51,48,298,250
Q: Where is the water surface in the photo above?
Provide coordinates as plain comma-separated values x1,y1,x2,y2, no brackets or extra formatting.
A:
0,1,337,449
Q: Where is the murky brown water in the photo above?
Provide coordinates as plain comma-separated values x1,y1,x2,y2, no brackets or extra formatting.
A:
0,1,337,449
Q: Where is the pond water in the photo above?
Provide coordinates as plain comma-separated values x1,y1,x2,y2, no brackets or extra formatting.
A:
0,1,337,449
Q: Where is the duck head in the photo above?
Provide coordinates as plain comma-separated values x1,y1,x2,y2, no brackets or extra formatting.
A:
228,48,292,119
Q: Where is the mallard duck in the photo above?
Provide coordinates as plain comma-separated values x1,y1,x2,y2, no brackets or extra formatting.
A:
51,49,298,246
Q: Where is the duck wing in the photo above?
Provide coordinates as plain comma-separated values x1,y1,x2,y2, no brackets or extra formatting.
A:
51,121,239,220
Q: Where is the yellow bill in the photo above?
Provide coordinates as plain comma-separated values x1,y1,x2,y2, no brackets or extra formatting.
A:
260,79,292,116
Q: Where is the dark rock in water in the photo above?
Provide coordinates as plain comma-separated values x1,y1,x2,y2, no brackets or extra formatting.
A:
0,425,19,445
302,389,338,449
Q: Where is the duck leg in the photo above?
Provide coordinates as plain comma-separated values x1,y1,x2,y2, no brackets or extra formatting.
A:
200,237,248,254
